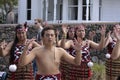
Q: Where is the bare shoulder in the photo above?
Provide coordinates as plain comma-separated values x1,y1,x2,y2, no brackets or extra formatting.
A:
87,39,96,44
87,39,91,42
31,46,43,54
58,39,73,44
32,46,43,52
55,47,67,55
84,39,90,44
66,40,74,46
32,40,41,47
56,47,65,51
84,39,92,46
67,39,73,43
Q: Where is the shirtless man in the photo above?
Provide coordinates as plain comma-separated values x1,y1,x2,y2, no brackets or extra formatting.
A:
19,26,82,80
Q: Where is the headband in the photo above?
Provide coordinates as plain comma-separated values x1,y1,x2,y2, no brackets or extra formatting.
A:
16,27,28,32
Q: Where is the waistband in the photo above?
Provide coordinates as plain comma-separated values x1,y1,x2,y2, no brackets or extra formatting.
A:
35,73,61,80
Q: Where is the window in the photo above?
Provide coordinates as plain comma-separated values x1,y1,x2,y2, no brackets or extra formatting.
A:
56,0,63,20
68,0,78,20
82,0,92,20
27,0,31,20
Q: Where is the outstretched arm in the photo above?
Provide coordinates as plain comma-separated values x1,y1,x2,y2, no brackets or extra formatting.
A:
0,41,13,57
62,38,82,65
19,39,37,66
89,25,106,50
97,25,106,50
103,31,112,48
60,24,72,49
55,28,60,47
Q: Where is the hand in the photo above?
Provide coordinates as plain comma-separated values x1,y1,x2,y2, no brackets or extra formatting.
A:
25,39,35,48
0,40,8,49
56,29,60,36
100,25,106,36
72,38,82,52
61,24,68,34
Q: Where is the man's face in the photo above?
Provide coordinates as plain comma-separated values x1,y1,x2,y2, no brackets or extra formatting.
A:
34,20,41,29
42,30,56,45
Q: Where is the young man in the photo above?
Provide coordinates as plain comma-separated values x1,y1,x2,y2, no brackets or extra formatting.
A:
19,26,82,80
34,18,43,45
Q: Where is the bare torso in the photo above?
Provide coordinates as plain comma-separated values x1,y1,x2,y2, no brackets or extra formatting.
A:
35,46,62,75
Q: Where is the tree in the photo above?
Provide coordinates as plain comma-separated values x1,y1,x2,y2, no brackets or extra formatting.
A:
0,0,17,13
0,0,18,23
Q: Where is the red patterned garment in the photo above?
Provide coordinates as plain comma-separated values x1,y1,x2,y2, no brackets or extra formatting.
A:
8,45,34,80
105,39,120,77
60,41,92,80
35,73,61,80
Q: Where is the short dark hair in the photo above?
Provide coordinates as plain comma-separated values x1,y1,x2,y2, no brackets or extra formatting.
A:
41,26,56,37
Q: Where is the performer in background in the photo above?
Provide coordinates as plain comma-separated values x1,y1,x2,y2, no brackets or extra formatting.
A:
0,24,40,80
103,24,120,80
60,24,106,80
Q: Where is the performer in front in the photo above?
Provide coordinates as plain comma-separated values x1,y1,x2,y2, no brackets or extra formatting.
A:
19,26,82,80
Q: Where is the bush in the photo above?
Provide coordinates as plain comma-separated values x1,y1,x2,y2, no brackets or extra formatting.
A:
91,63,105,80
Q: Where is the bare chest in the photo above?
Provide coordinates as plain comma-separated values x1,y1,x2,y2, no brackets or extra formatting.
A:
37,49,61,66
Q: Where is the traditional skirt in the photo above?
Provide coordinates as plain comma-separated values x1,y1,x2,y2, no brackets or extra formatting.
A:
35,73,61,80
60,60,92,80
105,57,120,77
7,63,34,80
60,60,70,80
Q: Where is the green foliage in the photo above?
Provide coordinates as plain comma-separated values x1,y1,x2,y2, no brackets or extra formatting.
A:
0,0,18,23
91,63,106,80
0,0,18,7
0,0,18,12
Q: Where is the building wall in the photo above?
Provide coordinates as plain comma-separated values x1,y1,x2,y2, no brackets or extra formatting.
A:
101,0,120,21
18,0,27,23
31,0,39,20
18,0,43,24
92,0,99,21
18,0,120,24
